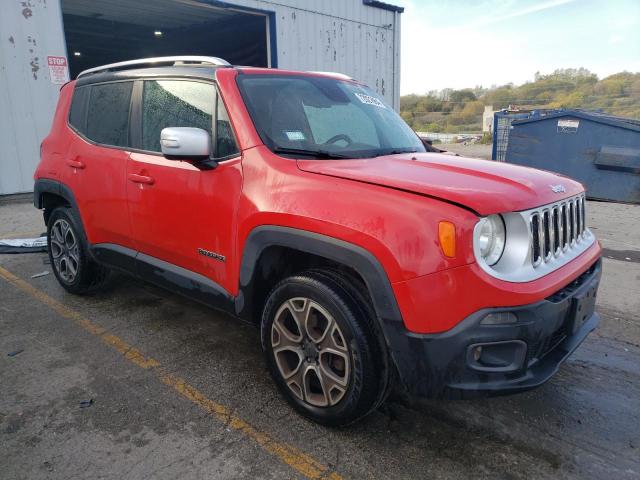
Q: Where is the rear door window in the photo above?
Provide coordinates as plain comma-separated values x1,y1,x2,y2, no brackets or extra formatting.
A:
85,81,133,147
141,80,215,153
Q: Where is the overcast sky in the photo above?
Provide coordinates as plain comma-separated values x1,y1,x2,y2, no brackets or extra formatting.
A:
393,0,640,94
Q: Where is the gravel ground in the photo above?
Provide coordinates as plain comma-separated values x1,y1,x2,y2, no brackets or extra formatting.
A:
1,196,639,479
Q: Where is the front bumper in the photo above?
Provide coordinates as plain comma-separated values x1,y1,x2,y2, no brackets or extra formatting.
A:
391,258,601,398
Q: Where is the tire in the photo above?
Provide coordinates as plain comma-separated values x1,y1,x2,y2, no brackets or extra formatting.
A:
47,206,110,294
261,270,389,426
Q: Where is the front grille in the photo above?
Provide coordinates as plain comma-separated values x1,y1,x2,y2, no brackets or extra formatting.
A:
545,260,599,303
526,328,567,366
529,194,587,268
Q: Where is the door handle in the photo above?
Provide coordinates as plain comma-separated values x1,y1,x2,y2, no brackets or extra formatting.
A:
66,159,85,169
128,173,155,185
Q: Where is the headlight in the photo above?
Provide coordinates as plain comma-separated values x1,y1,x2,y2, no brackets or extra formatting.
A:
477,214,506,266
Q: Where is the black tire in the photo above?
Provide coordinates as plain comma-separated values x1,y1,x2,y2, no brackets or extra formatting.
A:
47,206,110,294
305,268,396,409
261,270,389,426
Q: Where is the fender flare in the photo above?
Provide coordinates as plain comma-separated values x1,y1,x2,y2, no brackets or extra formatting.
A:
33,178,91,249
33,178,80,212
236,224,406,328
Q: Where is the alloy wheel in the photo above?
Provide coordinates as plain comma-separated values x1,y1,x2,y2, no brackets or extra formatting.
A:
271,297,351,407
50,219,80,284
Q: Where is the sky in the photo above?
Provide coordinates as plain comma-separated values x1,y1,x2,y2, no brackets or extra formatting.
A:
393,0,640,94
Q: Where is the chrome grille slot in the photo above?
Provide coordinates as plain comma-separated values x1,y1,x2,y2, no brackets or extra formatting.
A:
569,201,575,243
530,213,541,266
552,206,560,254
542,210,551,260
529,194,587,268
561,204,568,248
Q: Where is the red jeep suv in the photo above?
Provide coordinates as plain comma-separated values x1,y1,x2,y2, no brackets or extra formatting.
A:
34,56,602,425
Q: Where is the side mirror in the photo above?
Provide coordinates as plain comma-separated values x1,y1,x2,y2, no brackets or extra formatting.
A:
160,127,211,161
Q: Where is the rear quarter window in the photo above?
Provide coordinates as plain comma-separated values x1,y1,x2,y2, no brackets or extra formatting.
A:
68,86,89,133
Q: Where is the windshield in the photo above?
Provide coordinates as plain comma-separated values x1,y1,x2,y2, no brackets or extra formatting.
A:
237,74,425,159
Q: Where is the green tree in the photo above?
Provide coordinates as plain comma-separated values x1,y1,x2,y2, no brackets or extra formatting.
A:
400,69,640,134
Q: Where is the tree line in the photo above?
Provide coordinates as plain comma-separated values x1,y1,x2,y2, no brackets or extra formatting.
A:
400,68,640,134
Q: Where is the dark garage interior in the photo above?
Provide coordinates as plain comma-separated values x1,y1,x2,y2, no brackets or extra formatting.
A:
61,0,271,79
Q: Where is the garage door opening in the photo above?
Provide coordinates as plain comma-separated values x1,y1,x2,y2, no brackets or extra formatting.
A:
61,0,273,79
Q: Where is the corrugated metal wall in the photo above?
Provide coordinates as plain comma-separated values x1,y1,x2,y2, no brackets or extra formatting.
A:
233,0,401,107
0,0,68,195
0,0,401,195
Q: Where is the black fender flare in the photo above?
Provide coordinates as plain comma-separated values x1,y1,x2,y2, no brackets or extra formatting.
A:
236,226,402,322
33,178,91,250
33,178,80,212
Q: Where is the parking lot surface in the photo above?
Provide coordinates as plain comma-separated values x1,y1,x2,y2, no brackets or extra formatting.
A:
1,195,639,479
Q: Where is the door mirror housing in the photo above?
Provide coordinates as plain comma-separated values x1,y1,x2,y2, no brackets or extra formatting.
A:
160,127,211,161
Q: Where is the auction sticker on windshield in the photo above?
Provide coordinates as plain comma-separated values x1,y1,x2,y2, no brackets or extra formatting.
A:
284,130,306,141
354,93,386,108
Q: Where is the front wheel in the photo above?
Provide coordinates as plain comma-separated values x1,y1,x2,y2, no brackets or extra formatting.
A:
261,270,388,426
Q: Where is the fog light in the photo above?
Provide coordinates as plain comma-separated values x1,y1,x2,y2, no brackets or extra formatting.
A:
481,312,517,325
467,340,527,372
473,345,482,361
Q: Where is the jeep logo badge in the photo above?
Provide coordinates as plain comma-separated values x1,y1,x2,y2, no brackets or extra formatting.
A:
550,184,566,193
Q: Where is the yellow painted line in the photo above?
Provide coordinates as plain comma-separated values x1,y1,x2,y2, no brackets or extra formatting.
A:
0,265,343,480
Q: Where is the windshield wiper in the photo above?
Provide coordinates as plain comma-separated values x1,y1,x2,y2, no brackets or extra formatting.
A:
371,148,419,157
272,147,354,160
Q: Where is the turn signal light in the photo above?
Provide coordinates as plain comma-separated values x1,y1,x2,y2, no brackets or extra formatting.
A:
481,312,518,325
438,221,456,258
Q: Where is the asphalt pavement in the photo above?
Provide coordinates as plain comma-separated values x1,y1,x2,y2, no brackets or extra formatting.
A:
1,195,638,479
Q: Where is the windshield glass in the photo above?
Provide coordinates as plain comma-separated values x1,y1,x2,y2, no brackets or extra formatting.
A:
237,75,425,159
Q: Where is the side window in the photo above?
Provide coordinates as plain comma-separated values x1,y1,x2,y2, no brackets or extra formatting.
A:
216,98,239,158
68,86,89,134
142,80,215,153
86,82,133,147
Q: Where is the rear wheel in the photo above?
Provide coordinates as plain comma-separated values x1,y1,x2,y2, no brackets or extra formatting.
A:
261,270,388,426
47,207,110,294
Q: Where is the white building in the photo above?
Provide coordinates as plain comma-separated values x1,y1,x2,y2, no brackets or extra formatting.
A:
483,105,495,134
0,0,403,195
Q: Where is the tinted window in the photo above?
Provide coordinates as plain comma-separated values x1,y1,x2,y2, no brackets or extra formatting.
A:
142,80,215,153
69,86,89,133
86,82,132,147
216,98,239,158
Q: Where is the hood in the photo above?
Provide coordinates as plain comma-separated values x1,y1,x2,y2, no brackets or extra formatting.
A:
297,153,584,215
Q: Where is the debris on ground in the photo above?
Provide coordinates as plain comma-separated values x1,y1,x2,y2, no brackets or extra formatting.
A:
31,271,49,279
79,399,94,408
0,236,47,254
7,349,24,357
